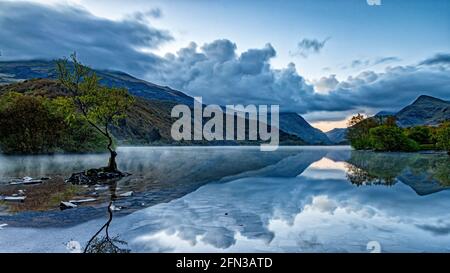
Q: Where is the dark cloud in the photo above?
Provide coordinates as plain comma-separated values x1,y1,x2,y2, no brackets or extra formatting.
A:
151,42,450,121
419,53,450,66
373,56,401,65
0,1,171,77
150,40,302,108
416,221,450,236
132,8,163,21
350,59,370,69
1,2,449,123
343,56,400,70
290,37,330,58
319,65,450,115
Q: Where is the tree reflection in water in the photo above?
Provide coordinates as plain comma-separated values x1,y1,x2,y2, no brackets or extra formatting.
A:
84,179,130,253
345,151,450,189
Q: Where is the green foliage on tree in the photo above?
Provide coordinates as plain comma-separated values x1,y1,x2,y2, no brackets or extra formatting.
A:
405,126,432,145
347,113,379,150
369,125,419,152
346,114,448,153
0,92,108,154
56,53,135,171
435,122,450,154
0,93,64,154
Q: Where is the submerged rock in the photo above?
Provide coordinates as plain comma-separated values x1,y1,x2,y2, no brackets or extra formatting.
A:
66,167,130,185
66,172,92,185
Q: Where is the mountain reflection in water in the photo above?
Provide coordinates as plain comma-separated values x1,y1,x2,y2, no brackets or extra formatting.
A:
0,146,449,252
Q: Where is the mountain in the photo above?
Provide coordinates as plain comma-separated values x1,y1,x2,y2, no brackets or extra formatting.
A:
325,128,348,144
395,95,450,127
375,111,396,117
0,78,306,146
0,60,332,145
0,60,193,105
278,113,332,145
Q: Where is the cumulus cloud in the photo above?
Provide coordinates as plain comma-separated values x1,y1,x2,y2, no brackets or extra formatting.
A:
324,65,450,113
0,1,171,77
312,74,339,92
290,37,330,58
149,39,316,111
151,39,450,119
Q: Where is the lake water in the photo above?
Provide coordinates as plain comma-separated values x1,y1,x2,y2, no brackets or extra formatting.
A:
0,146,449,252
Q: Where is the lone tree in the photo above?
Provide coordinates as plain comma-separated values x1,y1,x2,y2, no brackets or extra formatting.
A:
347,113,379,150
56,53,134,172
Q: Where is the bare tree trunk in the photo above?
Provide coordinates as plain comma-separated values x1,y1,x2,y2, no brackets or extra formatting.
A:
106,129,118,172
107,150,118,172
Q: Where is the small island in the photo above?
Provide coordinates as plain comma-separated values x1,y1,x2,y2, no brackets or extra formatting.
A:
346,109,450,154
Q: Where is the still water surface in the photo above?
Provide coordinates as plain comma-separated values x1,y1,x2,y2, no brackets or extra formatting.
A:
0,146,449,252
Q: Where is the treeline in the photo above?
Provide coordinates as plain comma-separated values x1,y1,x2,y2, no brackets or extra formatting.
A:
0,92,109,154
347,114,450,153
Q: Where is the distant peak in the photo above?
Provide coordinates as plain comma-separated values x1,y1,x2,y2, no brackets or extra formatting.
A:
375,110,396,117
413,95,446,104
326,128,346,133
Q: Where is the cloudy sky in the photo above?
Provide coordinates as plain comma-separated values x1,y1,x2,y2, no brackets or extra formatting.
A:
1,0,449,131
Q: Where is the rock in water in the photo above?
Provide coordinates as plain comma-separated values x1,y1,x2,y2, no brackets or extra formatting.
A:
66,172,93,185
60,201,77,210
119,191,133,197
9,176,43,185
4,196,26,202
68,198,97,204
66,168,130,185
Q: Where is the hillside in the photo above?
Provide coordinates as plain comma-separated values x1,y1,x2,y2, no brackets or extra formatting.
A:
0,60,193,105
0,60,334,145
0,79,305,146
325,128,348,145
278,113,331,145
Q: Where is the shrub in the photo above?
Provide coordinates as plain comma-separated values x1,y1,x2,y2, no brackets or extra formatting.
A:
0,93,65,154
435,122,450,154
406,126,432,144
369,125,419,152
0,92,108,154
